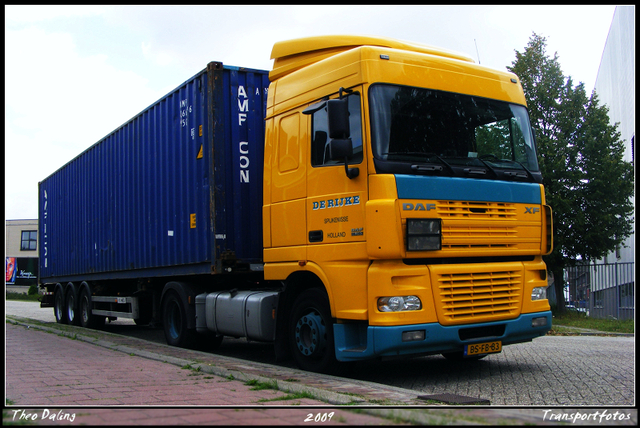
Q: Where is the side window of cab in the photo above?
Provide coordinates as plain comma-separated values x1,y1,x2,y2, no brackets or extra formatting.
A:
310,94,363,167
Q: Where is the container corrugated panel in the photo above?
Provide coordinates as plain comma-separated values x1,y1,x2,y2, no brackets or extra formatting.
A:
39,62,270,282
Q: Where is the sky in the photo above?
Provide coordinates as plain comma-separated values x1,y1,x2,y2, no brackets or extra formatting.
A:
5,5,619,220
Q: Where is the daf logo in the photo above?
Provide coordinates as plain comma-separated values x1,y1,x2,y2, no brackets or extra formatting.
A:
525,206,540,214
403,203,436,211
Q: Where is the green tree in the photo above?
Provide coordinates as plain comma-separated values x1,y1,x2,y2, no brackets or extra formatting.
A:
508,33,634,312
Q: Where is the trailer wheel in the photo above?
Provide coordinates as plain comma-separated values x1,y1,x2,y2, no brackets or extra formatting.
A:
54,285,67,324
162,290,195,348
289,288,338,373
79,287,104,329
65,284,79,326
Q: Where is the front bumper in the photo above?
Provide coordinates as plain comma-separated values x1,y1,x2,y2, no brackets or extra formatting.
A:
333,311,551,362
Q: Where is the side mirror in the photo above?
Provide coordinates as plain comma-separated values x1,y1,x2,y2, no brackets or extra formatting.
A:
328,100,358,179
327,99,350,139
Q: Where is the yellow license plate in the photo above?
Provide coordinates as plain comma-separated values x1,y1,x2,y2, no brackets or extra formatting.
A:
465,340,502,356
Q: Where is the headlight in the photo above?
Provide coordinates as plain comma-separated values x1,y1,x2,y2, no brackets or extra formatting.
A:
531,286,547,301
406,218,441,251
378,295,422,312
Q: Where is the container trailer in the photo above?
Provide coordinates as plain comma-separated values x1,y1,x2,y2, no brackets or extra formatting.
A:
40,35,553,373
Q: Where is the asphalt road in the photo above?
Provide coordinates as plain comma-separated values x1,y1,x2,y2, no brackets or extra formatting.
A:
6,300,635,407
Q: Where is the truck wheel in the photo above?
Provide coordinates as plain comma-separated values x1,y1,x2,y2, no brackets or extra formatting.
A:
54,285,67,324
65,285,79,326
162,290,195,348
289,288,338,373
79,287,104,329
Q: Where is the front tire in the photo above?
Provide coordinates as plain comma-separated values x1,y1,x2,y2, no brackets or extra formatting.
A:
289,288,338,373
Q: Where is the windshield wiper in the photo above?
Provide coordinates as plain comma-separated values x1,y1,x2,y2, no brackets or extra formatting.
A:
385,152,456,175
418,153,455,175
474,157,498,177
479,154,533,180
506,160,534,180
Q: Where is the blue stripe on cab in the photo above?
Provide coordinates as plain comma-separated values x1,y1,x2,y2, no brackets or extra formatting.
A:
395,175,541,204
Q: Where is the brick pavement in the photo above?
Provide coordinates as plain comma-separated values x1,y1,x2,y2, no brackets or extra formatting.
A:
5,322,399,425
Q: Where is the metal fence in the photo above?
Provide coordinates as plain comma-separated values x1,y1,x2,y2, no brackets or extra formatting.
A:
564,262,635,320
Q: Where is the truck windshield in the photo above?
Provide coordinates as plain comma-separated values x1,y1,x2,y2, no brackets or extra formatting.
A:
369,84,540,181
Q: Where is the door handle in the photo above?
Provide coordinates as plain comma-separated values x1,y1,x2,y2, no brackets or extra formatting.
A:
309,230,323,243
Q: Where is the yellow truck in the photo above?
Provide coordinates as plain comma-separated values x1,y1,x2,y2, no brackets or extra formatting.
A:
40,35,552,374
264,35,552,372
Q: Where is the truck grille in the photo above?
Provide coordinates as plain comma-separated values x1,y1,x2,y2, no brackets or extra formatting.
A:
437,201,521,251
437,201,517,218
442,225,518,250
435,269,522,325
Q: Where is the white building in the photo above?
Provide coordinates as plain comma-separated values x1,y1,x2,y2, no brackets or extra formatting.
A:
593,5,635,264
583,5,635,320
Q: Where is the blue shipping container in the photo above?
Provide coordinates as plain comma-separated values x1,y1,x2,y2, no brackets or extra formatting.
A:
39,62,270,283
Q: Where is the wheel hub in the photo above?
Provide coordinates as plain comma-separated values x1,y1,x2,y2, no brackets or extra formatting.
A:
295,311,326,356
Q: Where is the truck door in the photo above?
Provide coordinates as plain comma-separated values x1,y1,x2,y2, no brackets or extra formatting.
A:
306,91,367,248
269,110,307,250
